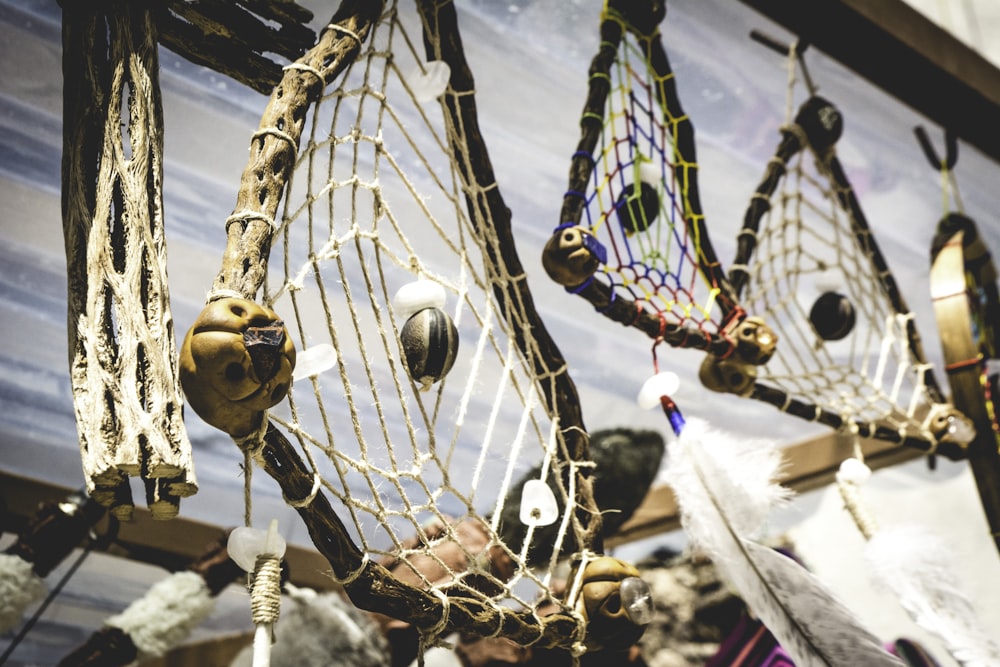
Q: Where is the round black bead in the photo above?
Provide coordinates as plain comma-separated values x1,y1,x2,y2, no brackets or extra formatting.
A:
615,181,660,235
400,307,459,388
809,291,856,341
795,96,843,153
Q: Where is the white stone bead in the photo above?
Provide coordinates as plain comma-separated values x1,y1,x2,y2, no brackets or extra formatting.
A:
636,371,680,409
620,576,655,625
227,524,287,573
410,61,451,103
292,343,338,381
392,280,447,320
814,268,841,293
945,414,976,445
836,457,872,486
519,479,559,527
638,159,660,186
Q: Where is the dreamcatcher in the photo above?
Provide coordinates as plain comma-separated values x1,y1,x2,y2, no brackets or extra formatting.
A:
720,36,974,459
177,0,654,662
542,0,773,373
825,132,1000,664
727,42,1000,665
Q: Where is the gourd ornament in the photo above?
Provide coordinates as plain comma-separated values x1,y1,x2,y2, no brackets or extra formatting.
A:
179,298,295,438
393,280,459,390
575,556,655,652
542,225,605,287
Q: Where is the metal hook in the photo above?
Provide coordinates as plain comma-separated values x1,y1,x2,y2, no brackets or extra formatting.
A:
914,125,958,171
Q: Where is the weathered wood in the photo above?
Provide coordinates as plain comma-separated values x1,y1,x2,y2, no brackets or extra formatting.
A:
415,0,603,556
256,424,584,648
56,627,138,667
62,0,196,520
156,0,316,95
154,0,316,95
3,488,106,578
209,0,385,301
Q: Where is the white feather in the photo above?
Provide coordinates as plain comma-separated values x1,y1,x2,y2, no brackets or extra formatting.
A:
865,523,1000,667
664,417,903,667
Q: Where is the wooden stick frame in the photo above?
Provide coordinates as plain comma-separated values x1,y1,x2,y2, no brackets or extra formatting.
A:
202,0,600,649
550,0,745,356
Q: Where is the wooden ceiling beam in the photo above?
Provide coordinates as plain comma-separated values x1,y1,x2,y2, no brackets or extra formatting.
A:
737,0,1000,166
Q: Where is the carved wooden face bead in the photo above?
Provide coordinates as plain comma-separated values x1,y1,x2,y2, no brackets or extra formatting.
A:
542,225,603,287
400,307,459,390
576,556,654,651
179,298,296,437
698,352,757,397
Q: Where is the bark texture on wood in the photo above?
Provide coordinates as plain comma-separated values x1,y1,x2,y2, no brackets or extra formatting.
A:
62,0,196,520
209,0,386,302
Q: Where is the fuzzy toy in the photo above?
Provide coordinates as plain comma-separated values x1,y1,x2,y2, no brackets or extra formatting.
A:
227,587,390,667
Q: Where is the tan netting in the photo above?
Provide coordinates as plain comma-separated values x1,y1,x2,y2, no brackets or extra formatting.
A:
183,0,617,656
62,1,196,520
728,44,969,457
269,0,595,619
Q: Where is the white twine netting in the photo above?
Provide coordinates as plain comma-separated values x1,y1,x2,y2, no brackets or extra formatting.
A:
255,0,588,635
734,45,950,445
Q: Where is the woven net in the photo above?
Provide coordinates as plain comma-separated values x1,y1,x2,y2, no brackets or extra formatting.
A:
206,0,605,652
728,46,965,453
552,0,741,354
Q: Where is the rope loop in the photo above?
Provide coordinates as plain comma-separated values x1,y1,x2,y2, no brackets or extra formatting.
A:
284,474,321,508
225,210,278,234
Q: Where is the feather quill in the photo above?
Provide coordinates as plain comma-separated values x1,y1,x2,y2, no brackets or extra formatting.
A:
865,523,1000,667
663,417,903,667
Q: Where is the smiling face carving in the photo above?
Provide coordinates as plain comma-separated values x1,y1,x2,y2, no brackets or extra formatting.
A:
179,298,296,437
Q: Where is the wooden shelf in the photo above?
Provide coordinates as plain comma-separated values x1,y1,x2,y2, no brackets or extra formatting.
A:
608,431,926,547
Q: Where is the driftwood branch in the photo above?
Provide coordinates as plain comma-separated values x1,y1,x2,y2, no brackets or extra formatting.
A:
209,0,385,301
255,424,583,648
157,0,316,95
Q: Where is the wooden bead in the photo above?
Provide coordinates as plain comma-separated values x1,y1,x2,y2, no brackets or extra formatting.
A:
795,96,843,153
179,298,296,437
542,225,602,287
732,315,778,365
400,307,458,390
615,181,659,235
809,291,856,341
576,556,650,651
698,352,757,396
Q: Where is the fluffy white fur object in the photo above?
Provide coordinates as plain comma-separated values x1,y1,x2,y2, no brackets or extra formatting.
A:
106,570,215,659
0,553,46,634
865,523,1000,667
228,589,390,667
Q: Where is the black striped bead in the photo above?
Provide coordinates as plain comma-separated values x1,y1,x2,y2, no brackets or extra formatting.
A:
400,307,459,388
